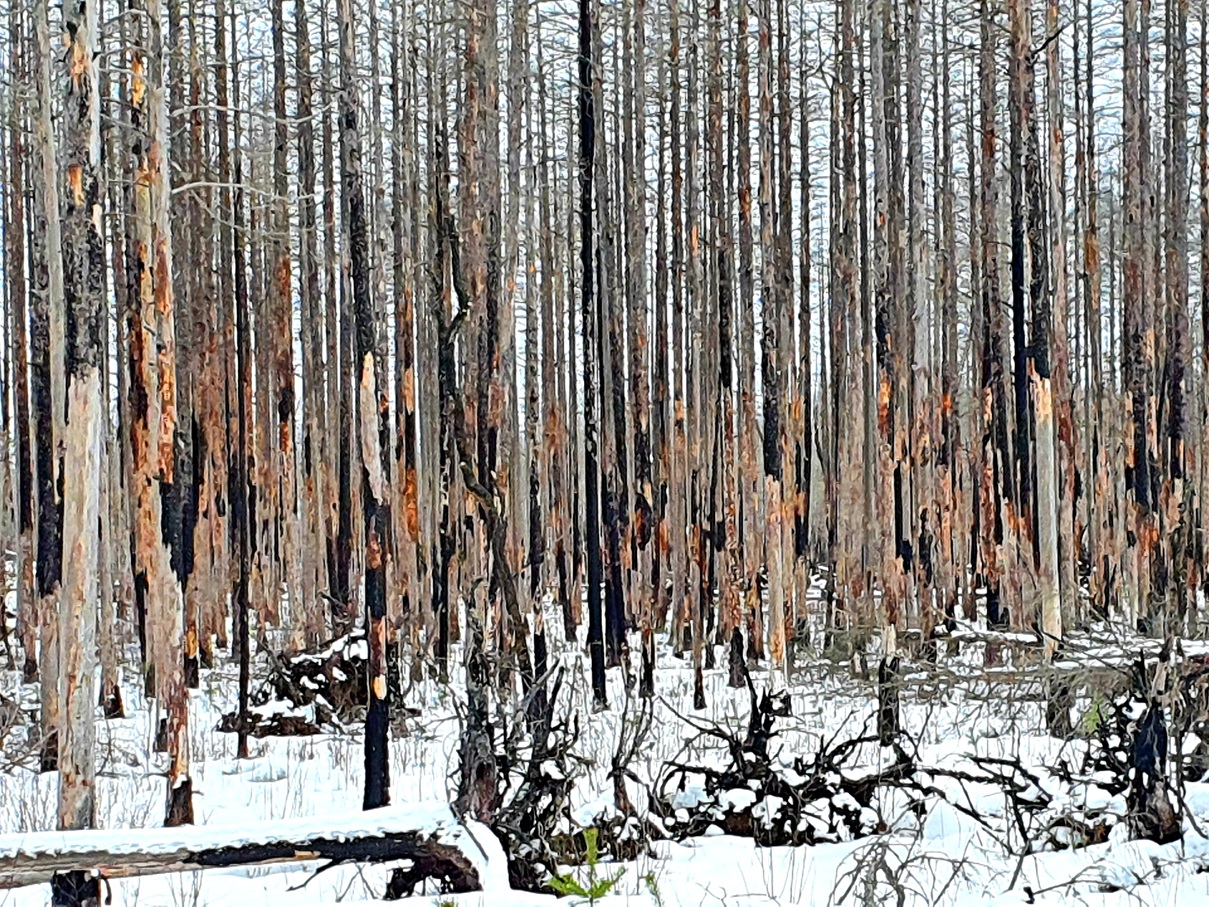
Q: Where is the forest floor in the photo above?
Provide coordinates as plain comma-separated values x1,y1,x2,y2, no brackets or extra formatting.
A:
0,590,1208,906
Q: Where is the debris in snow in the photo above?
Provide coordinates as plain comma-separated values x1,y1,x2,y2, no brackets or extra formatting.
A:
218,630,419,737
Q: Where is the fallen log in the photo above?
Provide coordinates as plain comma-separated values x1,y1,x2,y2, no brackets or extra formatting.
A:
0,803,487,905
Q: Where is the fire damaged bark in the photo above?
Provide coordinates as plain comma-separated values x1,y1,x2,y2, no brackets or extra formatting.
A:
14,814,485,898
224,0,252,762
58,0,104,836
1122,0,1157,630
31,0,65,774
7,7,37,685
127,0,193,827
978,0,1010,632
338,0,391,812
580,0,607,708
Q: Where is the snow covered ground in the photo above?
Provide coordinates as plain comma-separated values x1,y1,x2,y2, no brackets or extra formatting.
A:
0,609,1208,906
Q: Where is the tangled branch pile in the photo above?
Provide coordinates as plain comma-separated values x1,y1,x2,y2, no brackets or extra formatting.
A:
219,632,416,737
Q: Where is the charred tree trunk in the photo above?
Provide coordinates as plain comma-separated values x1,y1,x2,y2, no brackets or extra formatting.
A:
225,0,252,762
338,0,391,811
978,0,1010,634
58,0,103,837
129,0,193,826
7,3,38,685
581,0,607,708
31,0,65,774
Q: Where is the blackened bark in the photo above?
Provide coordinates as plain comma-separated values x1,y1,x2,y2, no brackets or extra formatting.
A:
338,0,391,811
581,0,607,708
226,0,251,762
31,0,64,773
58,0,104,833
6,6,36,683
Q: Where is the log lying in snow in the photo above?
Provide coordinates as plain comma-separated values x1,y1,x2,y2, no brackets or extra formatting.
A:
925,620,1209,666
0,802,487,895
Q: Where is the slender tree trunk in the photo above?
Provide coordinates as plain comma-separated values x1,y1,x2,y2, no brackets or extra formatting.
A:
269,0,300,648
1199,0,1209,624
297,0,327,646
338,0,391,811
7,4,38,685
391,0,420,663
32,0,66,774
58,0,103,841
1161,0,1190,630
736,0,764,666
581,0,607,708
129,0,193,826
758,0,785,672
1123,0,1156,631
979,0,1009,634
227,0,251,760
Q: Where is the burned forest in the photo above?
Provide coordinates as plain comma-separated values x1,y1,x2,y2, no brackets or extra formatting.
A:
1,0,1209,904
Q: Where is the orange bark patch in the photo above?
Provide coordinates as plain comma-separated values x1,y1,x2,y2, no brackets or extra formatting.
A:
404,468,420,539
69,38,89,89
67,165,85,206
403,367,415,413
157,349,177,482
132,57,147,107
878,377,892,436
185,624,198,659
275,252,291,297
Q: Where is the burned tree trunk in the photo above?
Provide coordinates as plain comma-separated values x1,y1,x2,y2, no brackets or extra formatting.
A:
1122,0,1157,630
296,0,327,647
225,0,252,762
7,6,37,685
758,0,785,671
391,0,420,664
1160,0,1191,634
581,0,607,708
128,0,193,827
31,0,65,775
978,0,1010,634
58,0,103,840
338,0,391,812
269,0,301,649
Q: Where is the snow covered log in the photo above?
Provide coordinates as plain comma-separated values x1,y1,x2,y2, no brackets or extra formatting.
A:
0,803,487,896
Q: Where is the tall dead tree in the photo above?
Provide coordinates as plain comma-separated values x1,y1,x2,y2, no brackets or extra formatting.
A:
978,0,1010,632
57,0,103,841
297,0,327,645
7,5,37,686
31,0,65,774
1122,0,1157,630
1160,0,1191,628
758,0,785,671
1008,0,1057,648
391,0,420,662
581,0,607,707
338,0,391,811
269,0,300,647
128,0,193,827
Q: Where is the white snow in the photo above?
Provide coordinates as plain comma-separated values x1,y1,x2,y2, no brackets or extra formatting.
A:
0,606,1205,906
